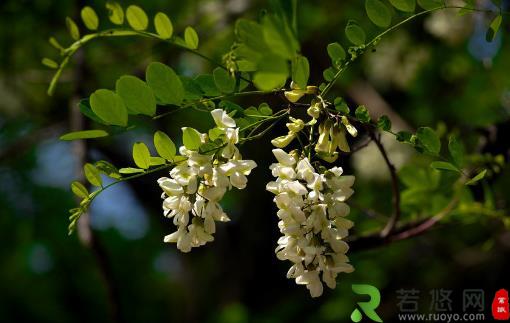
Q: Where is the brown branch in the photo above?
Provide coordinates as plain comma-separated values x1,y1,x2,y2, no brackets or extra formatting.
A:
349,197,459,252
369,130,401,238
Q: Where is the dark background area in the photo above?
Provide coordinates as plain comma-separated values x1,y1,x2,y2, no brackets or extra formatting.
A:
1,0,509,322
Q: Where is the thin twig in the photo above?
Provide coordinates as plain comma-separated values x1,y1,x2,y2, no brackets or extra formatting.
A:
369,129,401,238
349,197,459,252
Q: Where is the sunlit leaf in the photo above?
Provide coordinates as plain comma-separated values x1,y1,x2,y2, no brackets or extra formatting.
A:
116,75,156,116
106,1,124,25
84,163,102,187
486,15,502,42
365,0,392,28
150,156,166,166
65,17,80,40
119,167,144,174
253,55,288,91
60,130,109,141
184,26,199,49
71,181,89,199
126,5,148,31
42,58,58,69
154,131,176,161
466,169,487,185
95,160,122,179
89,89,128,126
182,127,201,150
81,6,99,30
132,142,151,169
146,62,184,106
154,12,173,39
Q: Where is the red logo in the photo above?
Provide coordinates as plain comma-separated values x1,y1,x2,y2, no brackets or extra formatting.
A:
492,289,510,320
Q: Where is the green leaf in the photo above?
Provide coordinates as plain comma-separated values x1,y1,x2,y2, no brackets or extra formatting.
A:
115,75,156,116
132,142,151,169
323,67,336,82
365,0,392,28
327,42,346,67
355,105,370,123
79,99,105,125
396,131,413,143
466,169,487,185
65,17,80,40
90,89,128,126
208,128,225,141
42,58,58,69
213,67,236,93
146,62,184,105
235,19,269,52
430,161,460,172
184,26,199,49
150,156,166,166
60,130,109,141
417,0,442,10
253,55,288,91
199,142,219,155
95,160,121,179
49,37,64,51
389,0,416,12
377,115,391,131
119,167,144,174
258,103,273,116
486,15,502,42
81,6,99,30
71,181,89,199
180,76,203,100
262,14,298,59
154,12,173,39
84,163,102,187
345,21,366,46
334,97,350,114
292,55,310,89
126,5,148,31
182,127,202,150
154,131,176,161
106,1,124,25
448,135,465,167
195,74,221,97
416,127,440,155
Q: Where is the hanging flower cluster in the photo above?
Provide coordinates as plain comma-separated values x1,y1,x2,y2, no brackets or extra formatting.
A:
158,109,257,252
266,148,355,297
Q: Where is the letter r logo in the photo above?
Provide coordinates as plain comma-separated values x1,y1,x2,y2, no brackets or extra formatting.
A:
350,284,383,322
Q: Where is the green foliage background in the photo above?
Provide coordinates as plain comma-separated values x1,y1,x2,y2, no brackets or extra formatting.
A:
1,0,509,322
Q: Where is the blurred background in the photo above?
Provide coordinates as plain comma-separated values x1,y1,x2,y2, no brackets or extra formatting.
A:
1,0,509,322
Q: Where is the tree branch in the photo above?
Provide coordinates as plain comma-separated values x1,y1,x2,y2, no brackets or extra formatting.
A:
369,129,401,238
349,197,459,252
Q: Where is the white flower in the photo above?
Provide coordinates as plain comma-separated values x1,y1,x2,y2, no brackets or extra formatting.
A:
159,109,256,252
211,109,236,129
267,150,355,297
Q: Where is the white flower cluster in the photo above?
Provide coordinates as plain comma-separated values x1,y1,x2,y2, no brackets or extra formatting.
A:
158,109,257,252
266,149,355,297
